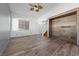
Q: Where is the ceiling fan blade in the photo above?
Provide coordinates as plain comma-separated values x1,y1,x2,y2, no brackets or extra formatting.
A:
30,7,34,11
36,9,39,12
34,4,38,8
36,3,43,9
39,5,43,9
29,3,34,7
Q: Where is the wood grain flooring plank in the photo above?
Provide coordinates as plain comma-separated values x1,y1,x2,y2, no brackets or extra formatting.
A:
2,35,79,56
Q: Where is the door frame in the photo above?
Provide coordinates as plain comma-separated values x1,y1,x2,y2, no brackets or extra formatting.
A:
49,7,79,45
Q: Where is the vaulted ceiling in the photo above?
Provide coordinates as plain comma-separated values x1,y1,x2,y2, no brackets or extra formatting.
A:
9,3,58,20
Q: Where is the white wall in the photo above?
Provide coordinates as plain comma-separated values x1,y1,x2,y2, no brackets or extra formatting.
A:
39,3,79,36
0,4,10,55
11,3,79,37
9,3,57,37
11,14,41,37
39,3,79,21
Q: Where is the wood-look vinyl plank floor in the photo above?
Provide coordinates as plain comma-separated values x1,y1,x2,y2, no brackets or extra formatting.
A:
2,35,79,56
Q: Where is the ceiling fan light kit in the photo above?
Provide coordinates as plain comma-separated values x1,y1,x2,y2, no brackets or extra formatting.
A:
29,3,43,12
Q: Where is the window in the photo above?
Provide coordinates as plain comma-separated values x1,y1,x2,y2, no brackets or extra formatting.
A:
19,20,29,30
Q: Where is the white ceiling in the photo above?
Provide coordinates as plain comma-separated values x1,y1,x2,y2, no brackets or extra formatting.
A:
9,3,58,20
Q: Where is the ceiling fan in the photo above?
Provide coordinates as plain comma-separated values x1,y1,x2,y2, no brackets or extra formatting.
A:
29,3,43,12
